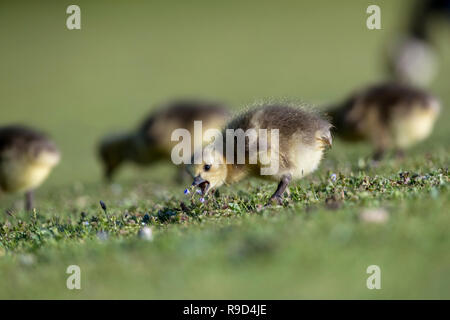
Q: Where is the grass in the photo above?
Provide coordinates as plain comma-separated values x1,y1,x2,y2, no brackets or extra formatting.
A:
0,0,449,299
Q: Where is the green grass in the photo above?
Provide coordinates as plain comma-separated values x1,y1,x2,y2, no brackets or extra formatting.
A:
0,0,449,299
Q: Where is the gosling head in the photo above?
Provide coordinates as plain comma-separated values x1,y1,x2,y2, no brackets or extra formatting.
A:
190,146,227,195
98,133,134,181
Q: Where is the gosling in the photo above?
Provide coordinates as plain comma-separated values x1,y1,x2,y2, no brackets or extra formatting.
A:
98,100,230,181
327,82,440,161
190,104,332,205
0,125,60,211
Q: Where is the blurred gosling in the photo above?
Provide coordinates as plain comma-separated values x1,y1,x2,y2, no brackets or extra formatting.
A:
190,104,332,205
328,82,440,161
98,100,230,181
0,125,60,211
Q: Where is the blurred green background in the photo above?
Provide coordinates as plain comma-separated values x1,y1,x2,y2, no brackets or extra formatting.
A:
1,0,448,186
0,0,449,299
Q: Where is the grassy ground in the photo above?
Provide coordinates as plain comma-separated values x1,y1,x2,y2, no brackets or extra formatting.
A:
0,0,449,299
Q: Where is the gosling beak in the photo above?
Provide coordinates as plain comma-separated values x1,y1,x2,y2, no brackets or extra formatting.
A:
192,176,206,186
192,176,210,195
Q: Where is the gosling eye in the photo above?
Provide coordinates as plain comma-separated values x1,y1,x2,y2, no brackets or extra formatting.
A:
204,164,211,172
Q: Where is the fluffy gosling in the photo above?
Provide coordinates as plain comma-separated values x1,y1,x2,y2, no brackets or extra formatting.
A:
0,125,60,211
327,82,440,161
98,100,230,181
190,104,332,205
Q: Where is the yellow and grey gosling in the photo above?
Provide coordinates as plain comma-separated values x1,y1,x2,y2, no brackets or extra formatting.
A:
98,99,231,181
190,104,332,205
327,82,440,161
0,125,60,210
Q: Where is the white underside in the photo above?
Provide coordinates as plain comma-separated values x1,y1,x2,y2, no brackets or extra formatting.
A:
392,105,439,149
290,142,324,179
0,150,60,193
259,135,325,181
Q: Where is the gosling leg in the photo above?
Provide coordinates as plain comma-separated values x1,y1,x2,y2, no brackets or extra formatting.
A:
395,149,405,160
371,149,386,167
372,149,386,162
268,174,292,205
25,190,34,212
